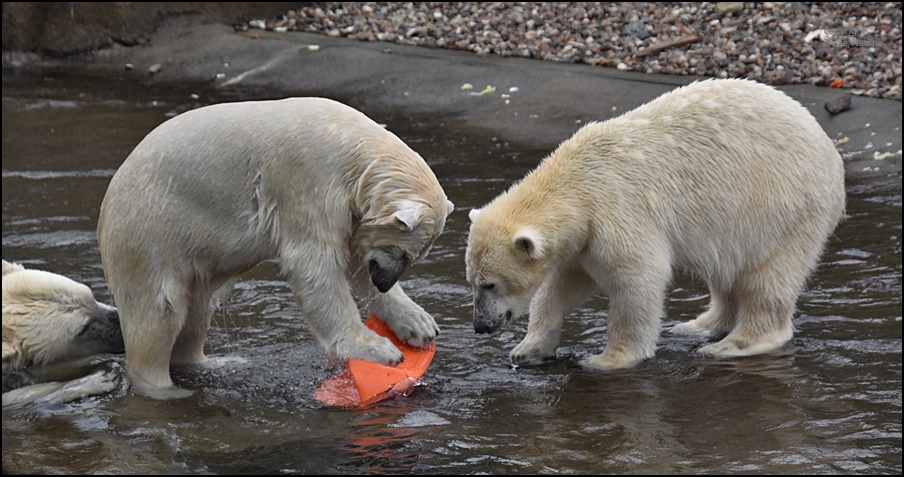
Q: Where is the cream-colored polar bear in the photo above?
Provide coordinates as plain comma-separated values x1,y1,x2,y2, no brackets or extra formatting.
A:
466,79,845,370
2,260,123,385
98,98,453,397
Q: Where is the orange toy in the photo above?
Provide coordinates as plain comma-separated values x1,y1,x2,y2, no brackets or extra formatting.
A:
313,315,436,408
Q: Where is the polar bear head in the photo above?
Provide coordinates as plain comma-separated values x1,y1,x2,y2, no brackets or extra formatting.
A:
2,260,125,375
358,198,454,292
354,154,455,293
465,207,550,333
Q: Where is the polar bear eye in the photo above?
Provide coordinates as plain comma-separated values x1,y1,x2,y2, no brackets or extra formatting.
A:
481,283,496,291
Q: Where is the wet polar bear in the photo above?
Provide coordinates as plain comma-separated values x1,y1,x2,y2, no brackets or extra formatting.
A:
98,98,454,397
2,260,123,384
466,79,845,370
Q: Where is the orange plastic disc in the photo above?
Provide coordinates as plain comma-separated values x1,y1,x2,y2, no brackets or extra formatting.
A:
313,315,436,408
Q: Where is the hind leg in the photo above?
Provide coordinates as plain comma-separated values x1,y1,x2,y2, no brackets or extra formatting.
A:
170,296,212,366
102,251,195,397
671,284,738,338
699,295,794,357
699,247,813,358
170,278,237,365
117,292,183,393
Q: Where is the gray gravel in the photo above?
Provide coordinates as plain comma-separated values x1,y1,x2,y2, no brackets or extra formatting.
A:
247,2,902,100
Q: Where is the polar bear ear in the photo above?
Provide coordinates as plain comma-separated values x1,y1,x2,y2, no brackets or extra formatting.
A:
2,260,25,276
513,228,546,260
468,208,482,222
446,199,455,216
392,201,424,231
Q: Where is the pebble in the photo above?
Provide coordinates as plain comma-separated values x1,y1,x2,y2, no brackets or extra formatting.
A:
251,2,902,100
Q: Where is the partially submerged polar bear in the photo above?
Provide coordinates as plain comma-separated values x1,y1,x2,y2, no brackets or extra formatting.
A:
466,79,845,370
2,260,124,391
98,98,454,397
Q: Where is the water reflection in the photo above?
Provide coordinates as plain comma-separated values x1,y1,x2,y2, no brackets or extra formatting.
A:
2,71,901,475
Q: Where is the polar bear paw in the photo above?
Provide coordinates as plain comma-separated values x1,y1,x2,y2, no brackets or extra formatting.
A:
670,320,717,337
335,332,403,366
510,338,557,365
378,298,440,349
698,322,793,358
579,349,647,370
698,335,789,358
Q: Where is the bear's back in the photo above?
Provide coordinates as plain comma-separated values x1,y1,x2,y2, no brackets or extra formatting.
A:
510,79,846,278
124,97,385,171
547,79,844,215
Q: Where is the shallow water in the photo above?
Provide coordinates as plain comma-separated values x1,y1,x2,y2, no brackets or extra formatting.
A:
2,71,901,475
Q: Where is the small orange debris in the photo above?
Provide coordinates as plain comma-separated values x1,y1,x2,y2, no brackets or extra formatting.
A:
830,78,844,88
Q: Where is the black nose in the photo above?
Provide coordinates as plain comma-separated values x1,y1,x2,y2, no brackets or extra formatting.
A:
105,307,126,354
369,259,404,293
474,321,496,334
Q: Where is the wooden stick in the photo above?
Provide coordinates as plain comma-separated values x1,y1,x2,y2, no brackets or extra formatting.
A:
636,33,702,57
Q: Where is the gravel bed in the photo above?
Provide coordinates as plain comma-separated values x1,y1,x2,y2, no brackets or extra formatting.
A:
246,2,902,100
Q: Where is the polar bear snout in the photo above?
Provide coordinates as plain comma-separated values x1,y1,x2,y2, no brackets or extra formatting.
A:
473,303,511,334
368,252,411,293
99,306,125,354
471,282,526,334
78,304,126,355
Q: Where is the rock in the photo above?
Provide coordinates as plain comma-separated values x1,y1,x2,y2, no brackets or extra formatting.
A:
715,3,745,16
624,21,652,40
825,95,853,115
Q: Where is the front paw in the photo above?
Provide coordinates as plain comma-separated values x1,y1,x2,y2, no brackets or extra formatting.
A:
510,338,557,365
378,300,439,349
334,332,403,366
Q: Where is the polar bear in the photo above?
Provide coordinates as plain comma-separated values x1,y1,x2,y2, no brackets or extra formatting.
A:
466,79,845,370
97,97,454,397
2,260,123,389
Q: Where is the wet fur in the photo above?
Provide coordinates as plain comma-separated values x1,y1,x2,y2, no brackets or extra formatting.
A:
2,260,123,393
466,79,846,370
97,98,453,397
